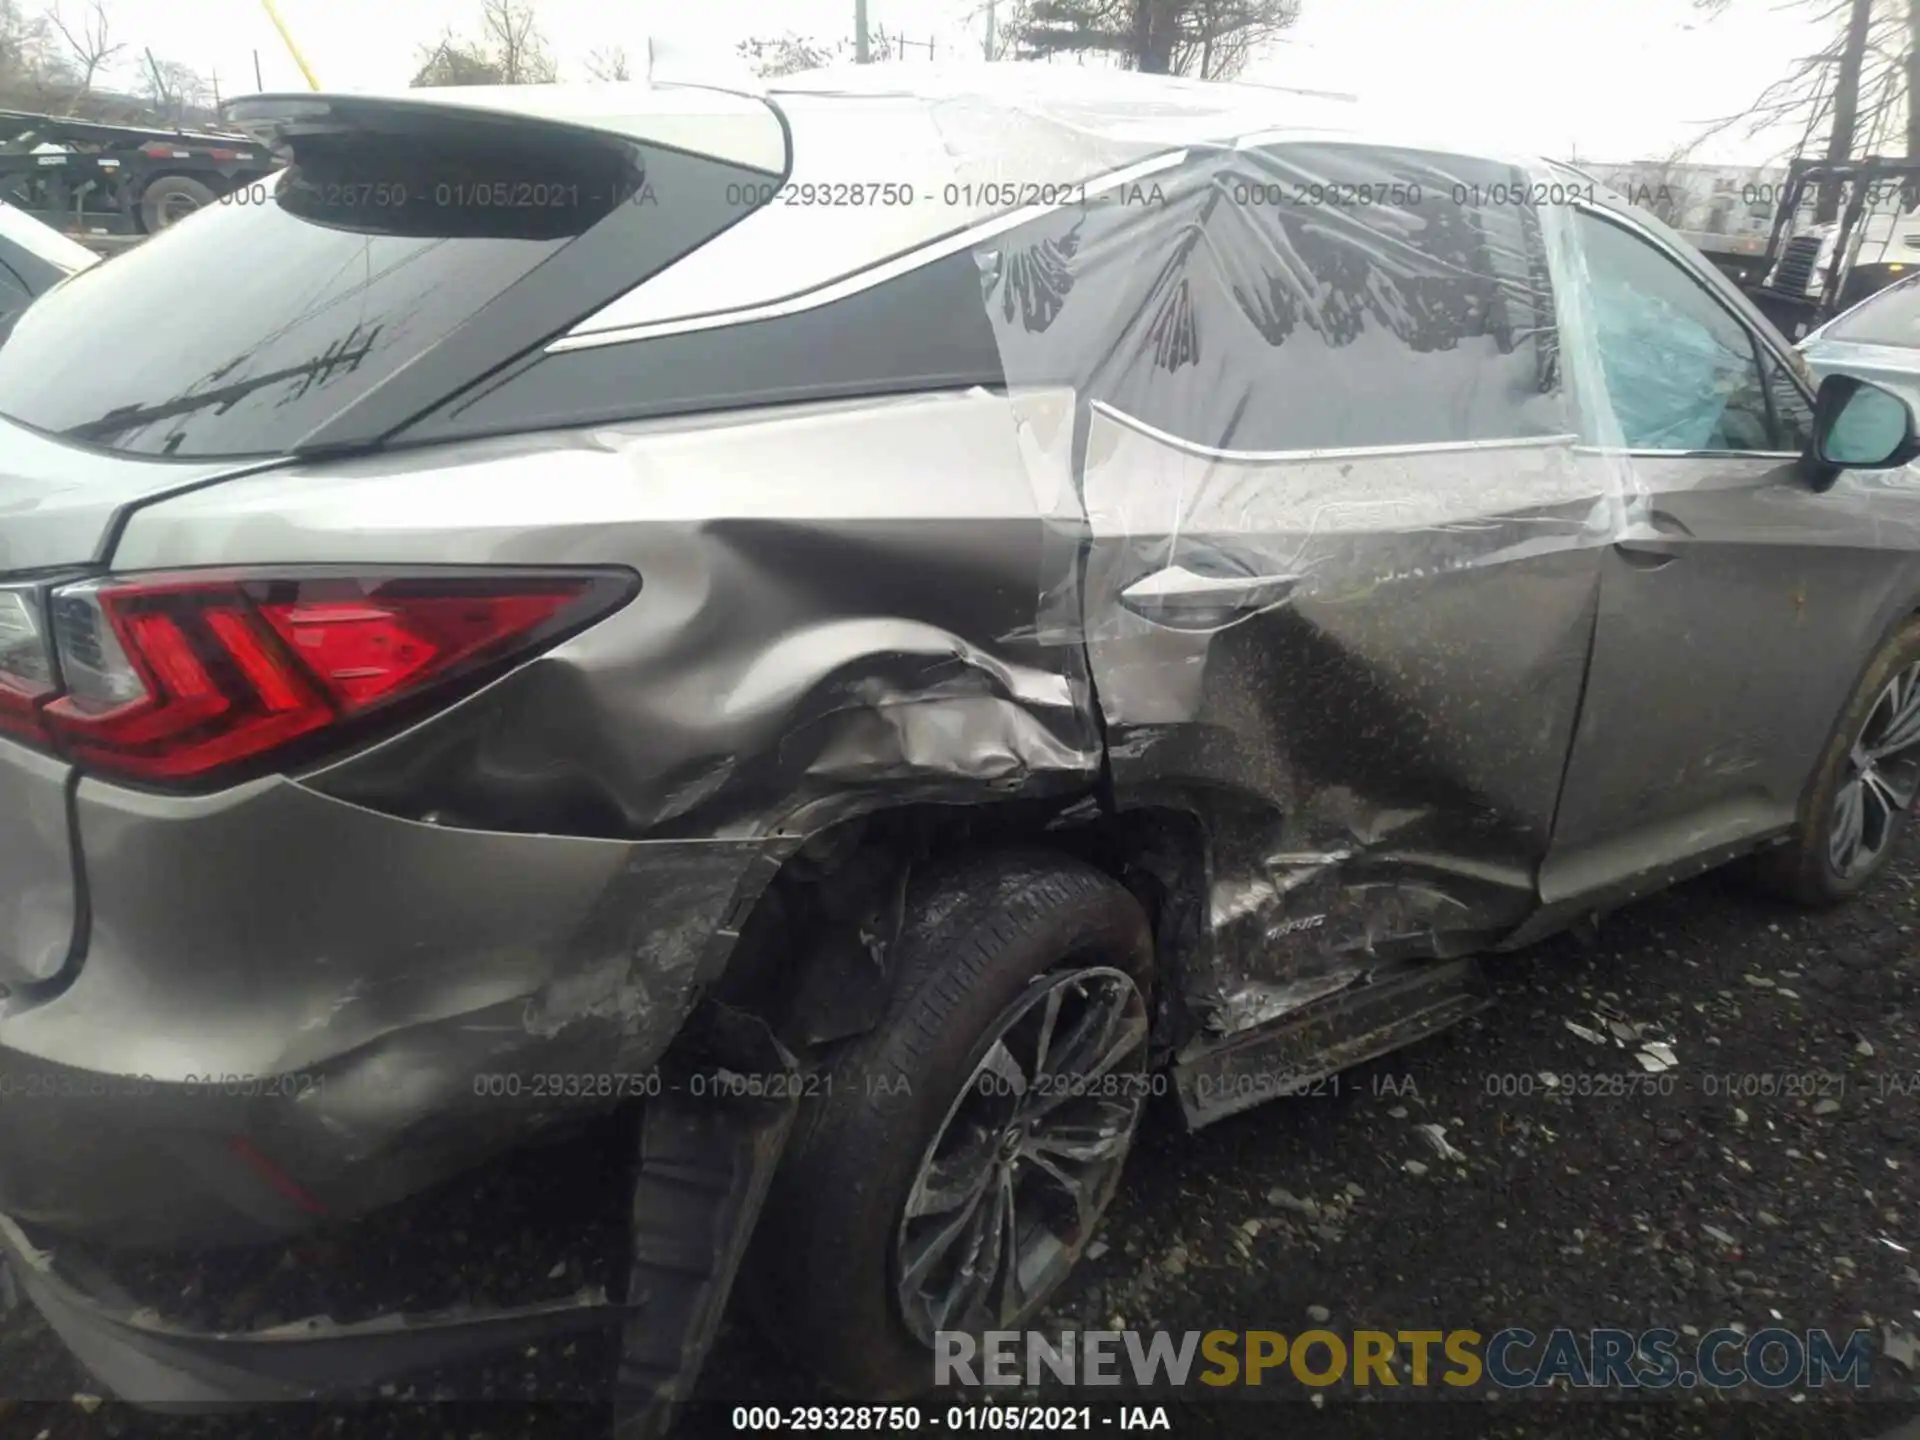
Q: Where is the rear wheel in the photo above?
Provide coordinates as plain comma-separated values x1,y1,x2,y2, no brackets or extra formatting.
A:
747,851,1155,1398
1758,616,1920,906
140,175,218,233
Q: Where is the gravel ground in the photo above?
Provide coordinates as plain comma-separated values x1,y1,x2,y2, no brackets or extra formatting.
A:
12,834,1920,1440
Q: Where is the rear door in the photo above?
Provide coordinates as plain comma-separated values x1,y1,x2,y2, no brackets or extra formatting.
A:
990,141,1616,1022
1538,203,1920,920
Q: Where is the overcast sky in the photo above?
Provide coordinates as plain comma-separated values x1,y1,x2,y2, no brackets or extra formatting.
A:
95,0,1828,166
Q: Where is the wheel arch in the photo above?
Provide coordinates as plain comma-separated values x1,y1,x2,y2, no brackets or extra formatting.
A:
708,797,1213,1063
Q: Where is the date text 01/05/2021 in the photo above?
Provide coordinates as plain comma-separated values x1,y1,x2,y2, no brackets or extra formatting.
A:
1480,1070,1850,1100
469,1069,1169,1102
215,176,1619,215
728,1406,1176,1432
217,179,665,210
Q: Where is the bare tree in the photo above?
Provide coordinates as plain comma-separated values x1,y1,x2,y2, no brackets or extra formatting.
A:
1179,0,1298,77
413,35,505,86
46,0,115,100
412,0,555,86
140,55,208,126
480,0,556,84
0,1,189,121
1690,0,1909,219
584,43,631,81
1018,0,1298,79
45,0,117,107
0,0,59,104
736,33,839,77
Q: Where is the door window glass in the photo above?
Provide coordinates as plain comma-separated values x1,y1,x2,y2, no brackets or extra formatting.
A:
979,144,1567,451
1575,211,1774,451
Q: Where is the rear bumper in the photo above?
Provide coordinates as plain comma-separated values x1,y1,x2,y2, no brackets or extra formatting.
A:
0,766,767,1248
0,1211,626,1404
0,1010,802,1412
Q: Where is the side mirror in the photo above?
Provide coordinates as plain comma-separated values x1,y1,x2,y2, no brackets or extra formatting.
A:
1805,373,1920,489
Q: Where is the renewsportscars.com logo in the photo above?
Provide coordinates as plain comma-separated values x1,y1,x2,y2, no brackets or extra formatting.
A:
936,1327,1876,1391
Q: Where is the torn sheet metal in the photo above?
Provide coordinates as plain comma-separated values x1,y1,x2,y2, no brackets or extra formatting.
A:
121,385,1111,844
962,109,1644,1030
6,383,1112,1246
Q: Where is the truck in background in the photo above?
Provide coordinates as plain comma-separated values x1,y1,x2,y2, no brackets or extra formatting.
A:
1578,158,1814,288
1738,157,1920,341
0,109,279,253
1579,154,1920,341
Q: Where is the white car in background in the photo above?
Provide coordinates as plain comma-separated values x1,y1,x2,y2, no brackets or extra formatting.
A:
1800,271,1920,420
0,198,95,335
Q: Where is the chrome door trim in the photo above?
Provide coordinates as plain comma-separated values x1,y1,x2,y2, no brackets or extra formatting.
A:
1092,400,1579,463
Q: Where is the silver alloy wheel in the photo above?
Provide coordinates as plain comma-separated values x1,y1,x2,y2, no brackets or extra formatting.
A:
893,966,1150,1346
1831,660,1920,879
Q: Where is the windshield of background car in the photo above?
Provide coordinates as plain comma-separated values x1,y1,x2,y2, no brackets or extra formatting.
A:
0,202,98,276
0,103,781,459
1821,273,1920,348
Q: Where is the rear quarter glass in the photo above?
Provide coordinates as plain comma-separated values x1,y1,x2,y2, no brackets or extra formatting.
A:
0,113,781,459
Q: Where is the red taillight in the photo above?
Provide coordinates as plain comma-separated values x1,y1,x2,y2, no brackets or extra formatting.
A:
36,570,626,784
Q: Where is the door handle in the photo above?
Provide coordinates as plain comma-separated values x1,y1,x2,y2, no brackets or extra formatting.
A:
1612,537,1681,569
1612,509,1690,569
1118,565,1300,629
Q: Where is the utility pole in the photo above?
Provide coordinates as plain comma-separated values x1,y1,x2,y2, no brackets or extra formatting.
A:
855,0,870,62
253,49,263,91
144,47,169,120
985,0,995,58
210,68,220,108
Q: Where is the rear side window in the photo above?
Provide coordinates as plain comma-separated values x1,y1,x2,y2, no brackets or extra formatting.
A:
0,112,775,458
981,143,1566,451
1823,273,1920,347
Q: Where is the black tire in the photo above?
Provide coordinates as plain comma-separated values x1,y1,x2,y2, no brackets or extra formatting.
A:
140,175,218,233
745,849,1155,1399
1756,613,1920,906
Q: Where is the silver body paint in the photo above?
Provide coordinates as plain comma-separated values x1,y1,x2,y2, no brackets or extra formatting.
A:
3,69,1920,1273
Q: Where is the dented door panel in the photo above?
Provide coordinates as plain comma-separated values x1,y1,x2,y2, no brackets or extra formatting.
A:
1080,412,1610,1031
977,140,1611,1033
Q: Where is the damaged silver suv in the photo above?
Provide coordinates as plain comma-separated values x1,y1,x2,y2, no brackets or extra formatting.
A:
6,64,1920,1423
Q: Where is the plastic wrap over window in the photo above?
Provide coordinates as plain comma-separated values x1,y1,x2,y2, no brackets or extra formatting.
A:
1575,210,1775,453
1586,272,1767,451
941,116,1642,645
